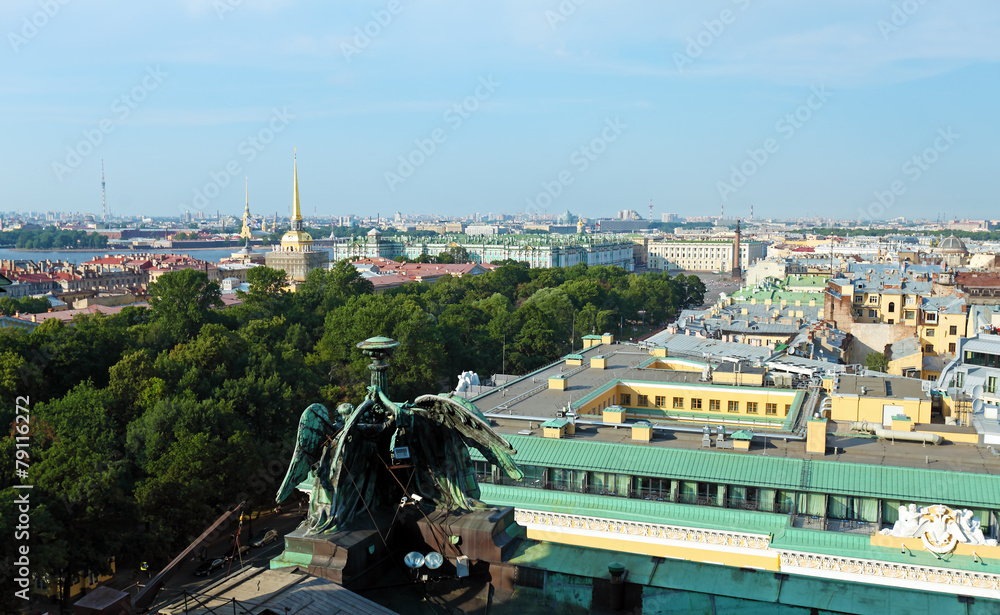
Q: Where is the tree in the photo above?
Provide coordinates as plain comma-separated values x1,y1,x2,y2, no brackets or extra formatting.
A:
864,351,889,373
147,269,223,342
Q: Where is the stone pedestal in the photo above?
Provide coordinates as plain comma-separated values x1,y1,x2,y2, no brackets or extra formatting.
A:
269,511,393,588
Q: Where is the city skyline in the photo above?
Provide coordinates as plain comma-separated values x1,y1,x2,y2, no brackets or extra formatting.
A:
3,1,999,220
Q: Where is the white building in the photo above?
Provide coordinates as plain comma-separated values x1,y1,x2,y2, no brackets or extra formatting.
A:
647,240,766,273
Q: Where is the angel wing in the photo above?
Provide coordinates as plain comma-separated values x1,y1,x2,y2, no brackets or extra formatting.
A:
276,403,335,503
412,393,524,482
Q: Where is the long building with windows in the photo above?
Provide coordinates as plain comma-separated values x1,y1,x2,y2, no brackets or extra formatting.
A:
323,231,635,270
646,239,766,273
458,336,1000,613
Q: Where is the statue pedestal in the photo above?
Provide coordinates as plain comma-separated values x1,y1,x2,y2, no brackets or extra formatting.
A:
405,506,520,563
269,510,394,588
270,505,522,590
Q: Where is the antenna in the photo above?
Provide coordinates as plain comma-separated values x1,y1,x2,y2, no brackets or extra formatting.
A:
649,198,653,221
101,160,107,225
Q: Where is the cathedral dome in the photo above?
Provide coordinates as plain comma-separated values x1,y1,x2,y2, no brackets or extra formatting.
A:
938,235,967,254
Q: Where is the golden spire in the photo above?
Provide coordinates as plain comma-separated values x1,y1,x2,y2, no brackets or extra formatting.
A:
292,149,302,223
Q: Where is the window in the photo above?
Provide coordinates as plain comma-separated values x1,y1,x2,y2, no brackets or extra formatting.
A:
926,328,935,337
925,312,938,323
868,296,878,304
691,398,703,409
925,344,934,353
948,343,956,353
888,302,895,313
854,295,863,304
904,310,915,320
784,404,791,415
709,399,721,411
868,310,877,318
655,395,666,407
955,372,964,388
746,402,758,414
766,403,777,415
672,397,683,409
637,395,648,407
620,393,631,406
906,296,915,305
949,325,958,336
989,377,997,395
727,400,739,413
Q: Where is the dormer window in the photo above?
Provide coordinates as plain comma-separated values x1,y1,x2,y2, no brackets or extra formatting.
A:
925,312,938,323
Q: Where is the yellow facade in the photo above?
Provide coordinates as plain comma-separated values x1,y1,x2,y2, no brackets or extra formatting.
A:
548,376,567,391
828,393,932,424
32,560,116,601
602,407,626,424
918,310,966,379
582,382,798,425
590,356,607,370
524,528,780,571
806,418,827,455
712,370,765,387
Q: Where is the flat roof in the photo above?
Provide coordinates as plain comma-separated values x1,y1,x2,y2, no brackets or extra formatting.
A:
834,374,927,399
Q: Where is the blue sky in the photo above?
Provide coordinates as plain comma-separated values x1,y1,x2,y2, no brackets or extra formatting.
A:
2,0,998,221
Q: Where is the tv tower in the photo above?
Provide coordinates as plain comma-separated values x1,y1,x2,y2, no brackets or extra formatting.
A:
648,198,653,221
101,160,107,225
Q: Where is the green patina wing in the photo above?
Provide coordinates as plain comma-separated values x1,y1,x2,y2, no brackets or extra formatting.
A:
412,393,524,482
276,403,334,503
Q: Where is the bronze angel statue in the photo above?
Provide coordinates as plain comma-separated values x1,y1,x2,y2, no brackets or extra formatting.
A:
276,338,523,534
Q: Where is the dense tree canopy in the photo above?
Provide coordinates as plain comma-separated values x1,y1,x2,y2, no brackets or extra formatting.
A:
0,260,704,602
0,227,109,249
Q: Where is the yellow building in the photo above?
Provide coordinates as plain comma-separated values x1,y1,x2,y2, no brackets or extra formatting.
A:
32,559,116,601
917,297,967,380
827,374,932,424
578,378,803,429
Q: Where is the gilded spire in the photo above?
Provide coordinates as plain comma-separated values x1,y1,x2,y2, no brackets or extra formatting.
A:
292,150,302,226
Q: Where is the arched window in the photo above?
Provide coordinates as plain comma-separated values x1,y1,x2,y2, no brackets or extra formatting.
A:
888,302,895,313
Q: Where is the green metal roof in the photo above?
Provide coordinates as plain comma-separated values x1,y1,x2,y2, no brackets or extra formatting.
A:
540,418,569,428
475,435,1000,509
479,483,788,534
564,354,585,360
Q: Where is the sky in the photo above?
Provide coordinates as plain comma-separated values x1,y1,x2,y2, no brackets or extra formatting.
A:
2,0,998,222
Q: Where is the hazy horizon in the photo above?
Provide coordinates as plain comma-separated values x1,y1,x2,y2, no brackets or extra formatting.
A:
3,1,998,222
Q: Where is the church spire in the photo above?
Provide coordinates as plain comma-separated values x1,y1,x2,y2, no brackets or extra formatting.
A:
291,150,303,231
